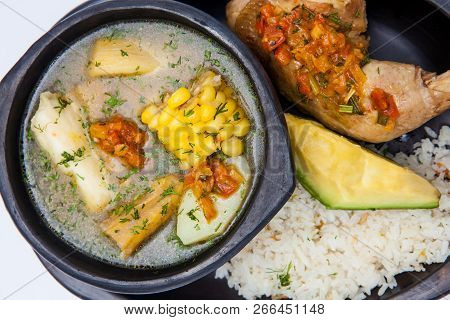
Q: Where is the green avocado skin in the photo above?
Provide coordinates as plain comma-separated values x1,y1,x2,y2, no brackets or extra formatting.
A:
295,170,439,211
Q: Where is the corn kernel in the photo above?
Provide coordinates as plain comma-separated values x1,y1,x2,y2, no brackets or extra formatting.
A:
191,133,202,149
180,106,201,123
204,114,226,133
200,71,217,87
221,137,244,157
147,114,159,131
141,104,159,124
234,118,251,137
185,97,199,109
215,91,226,105
169,127,190,149
200,85,216,104
222,99,237,117
167,87,191,109
191,122,206,133
167,115,183,129
157,127,170,144
173,149,190,160
217,123,234,141
223,86,234,98
158,108,175,126
195,134,217,156
200,104,216,122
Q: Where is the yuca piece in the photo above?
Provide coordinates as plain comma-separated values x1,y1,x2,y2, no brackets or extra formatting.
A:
88,38,158,77
31,91,114,212
101,175,183,258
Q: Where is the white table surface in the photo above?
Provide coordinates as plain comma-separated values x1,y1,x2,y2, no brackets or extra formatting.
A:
0,0,85,300
0,0,448,300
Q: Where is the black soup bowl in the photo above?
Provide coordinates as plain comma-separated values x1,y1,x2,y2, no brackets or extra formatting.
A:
0,0,295,294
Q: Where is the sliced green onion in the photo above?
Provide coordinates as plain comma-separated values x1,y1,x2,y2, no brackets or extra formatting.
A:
339,105,354,113
344,87,356,103
309,76,320,95
377,112,389,126
348,95,362,115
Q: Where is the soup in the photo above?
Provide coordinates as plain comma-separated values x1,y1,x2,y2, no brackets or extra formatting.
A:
21,20,264,268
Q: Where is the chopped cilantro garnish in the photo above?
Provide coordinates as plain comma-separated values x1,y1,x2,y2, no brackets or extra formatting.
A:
214,102,228,119
163,39,178,50
102,91,126,116
161,186,178,198
57,147,86,168
161,203,168,215
117,168,138,180
169,56,182,68
184,109,195,117
186,207,200,222
54,96,72,117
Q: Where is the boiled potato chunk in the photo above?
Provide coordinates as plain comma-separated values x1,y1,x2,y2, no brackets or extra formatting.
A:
88,38,158,77
176,156,250,245
30,92,114,213
285,113,440,209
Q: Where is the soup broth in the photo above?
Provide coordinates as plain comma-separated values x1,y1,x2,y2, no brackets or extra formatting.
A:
21,20,264,268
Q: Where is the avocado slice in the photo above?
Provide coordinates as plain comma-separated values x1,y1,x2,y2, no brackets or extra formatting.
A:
285,114,440,209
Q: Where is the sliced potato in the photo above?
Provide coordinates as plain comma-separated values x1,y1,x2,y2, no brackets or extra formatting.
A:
176,156,250,245
101,175,183,258
88,38,158,77
30,91,114,212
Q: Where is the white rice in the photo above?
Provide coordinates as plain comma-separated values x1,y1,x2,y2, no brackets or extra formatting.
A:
216,126,450,299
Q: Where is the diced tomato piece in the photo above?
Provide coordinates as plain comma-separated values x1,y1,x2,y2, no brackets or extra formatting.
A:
274,44,292,65
260,3,275,19
89,115,147,169
210,159,242,198
370,88,388,111
297,73,312,97
200,196,217,222
370,88,400,122
386,95,400,120
256,17,265,36
316,13,326,23
262,25,286,51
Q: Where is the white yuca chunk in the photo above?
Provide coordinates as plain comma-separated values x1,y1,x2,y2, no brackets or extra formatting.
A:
31,91,114,213
177,156,251,245
88,38,158,77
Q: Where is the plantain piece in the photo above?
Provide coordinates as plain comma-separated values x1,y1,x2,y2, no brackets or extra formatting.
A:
226,0,450,143
88,38,158,77
285,113,440,209
31,91,114,213
101,175,183,258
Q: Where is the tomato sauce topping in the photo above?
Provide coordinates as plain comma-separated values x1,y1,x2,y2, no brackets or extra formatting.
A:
89,115,147,169
370,88,400,126
257,4,374,117
184,158,243,222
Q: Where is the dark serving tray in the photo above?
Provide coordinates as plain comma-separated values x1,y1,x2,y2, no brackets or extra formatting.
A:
39,0,449,299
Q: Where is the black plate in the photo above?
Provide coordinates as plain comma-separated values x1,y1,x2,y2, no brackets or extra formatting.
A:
22,0,450,299
0,0,295,295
